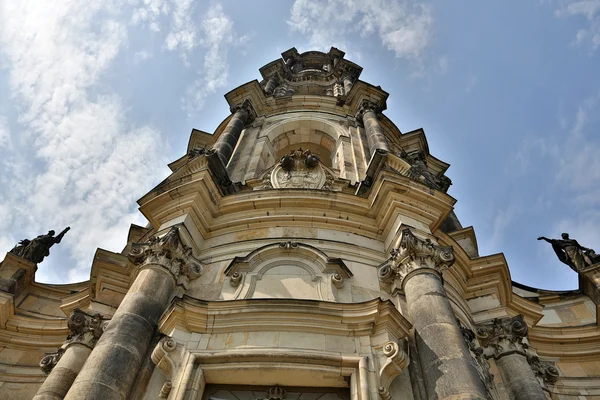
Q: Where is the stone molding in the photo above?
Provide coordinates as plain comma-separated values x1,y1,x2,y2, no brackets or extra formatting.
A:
39,308,108,374
355,99,382,122
230,99,257,124
475,315,529,359
378,228,455,292
128,226,203,290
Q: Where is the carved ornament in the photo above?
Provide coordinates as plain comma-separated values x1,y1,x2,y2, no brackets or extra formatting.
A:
230,99,257,123
527,353,560,388
475,315,529,359
271,148,333,190
39,308,108,374
378,228,455,292
461,325,496,400
355,99,381,122
378,340,409,396
128,227,203,290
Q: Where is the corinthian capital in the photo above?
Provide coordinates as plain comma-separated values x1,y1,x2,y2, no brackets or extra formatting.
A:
475,315,529,359
128,226,203,290
39,309,108,373
355,99,381,122
229,99,257,123
378,228,455,292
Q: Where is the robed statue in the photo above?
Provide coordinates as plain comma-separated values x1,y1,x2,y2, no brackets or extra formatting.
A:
538,233,600,272
10,227,70,264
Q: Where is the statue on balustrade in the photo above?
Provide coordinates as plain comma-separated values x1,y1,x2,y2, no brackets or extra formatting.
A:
10,227,70,264
538,233,600,272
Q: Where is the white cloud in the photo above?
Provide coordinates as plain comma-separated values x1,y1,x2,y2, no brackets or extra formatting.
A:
555,0,600,50
0,116,9,148
131,0,170,32
0,0,169,282
183,4,248,114
288,0,433,59
164,0,197,61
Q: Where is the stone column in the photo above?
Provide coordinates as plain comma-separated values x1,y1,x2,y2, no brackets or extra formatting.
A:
356,100,390,157
64,227,202,400
476,316,547,400
264,75,279,95
378,228,487,400
34,309,106,400
342,74,354,94
211,99,256,168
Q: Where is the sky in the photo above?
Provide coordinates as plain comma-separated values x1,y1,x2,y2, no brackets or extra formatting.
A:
0,0,599,290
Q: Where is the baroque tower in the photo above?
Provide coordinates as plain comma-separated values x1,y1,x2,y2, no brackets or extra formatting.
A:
1,48,600,400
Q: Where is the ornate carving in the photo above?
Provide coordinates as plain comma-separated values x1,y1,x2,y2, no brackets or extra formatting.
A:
527,353,560,388
10,227,70,264
378,228,455,291
65,308,107,349
272,148,328,190
230,99,257,123
128,227,203,290
273,83,295,97
266,385,286,400
400,150,452,192
230,271,243,287
475,315,529,359
461,324,495,400
378,341,409,396
187,147,206,158
355,99,381,122
39,309,107,374
39,349,64,374
332,272,344,289
279,241,299,250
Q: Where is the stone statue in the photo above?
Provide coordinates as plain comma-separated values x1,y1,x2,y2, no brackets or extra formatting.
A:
537,233,600,272
400,149,452,192
10,227,70,264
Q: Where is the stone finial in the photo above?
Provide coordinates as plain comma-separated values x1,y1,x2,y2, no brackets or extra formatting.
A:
128,227,203,290
39,309,107,374
355,99,381,122
229,99,257,123
378,228,455,292
475,315,529,359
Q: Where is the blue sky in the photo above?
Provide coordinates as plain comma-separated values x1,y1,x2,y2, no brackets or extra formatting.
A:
0,0,598,289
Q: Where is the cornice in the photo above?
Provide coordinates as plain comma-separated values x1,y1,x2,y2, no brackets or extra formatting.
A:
158,297,412,340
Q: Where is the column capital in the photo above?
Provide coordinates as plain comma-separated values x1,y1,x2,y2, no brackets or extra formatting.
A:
475,315,529,359
378,228,455,292
39,309,107,374
527,353,560,388
355,99,382,122
229,99,257,123
128,226,203,290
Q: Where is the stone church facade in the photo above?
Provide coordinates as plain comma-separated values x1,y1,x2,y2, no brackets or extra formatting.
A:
0,48,599,400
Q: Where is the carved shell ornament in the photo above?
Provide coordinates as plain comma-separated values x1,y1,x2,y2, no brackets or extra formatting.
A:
271,148,330,189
